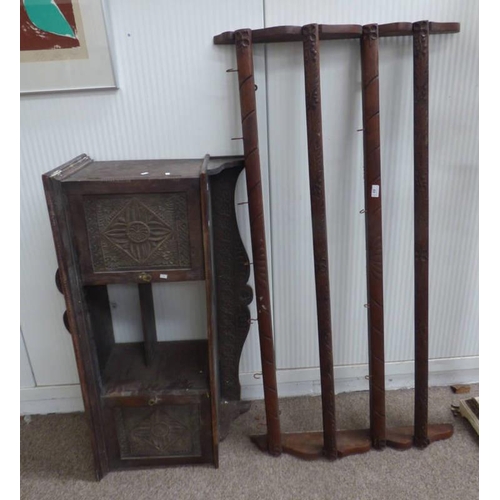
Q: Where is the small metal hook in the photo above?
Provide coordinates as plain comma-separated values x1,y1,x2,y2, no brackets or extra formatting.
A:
360,209,367,214
237,201,249,205
364,303,370,309
231,137,244,141
226,68,238,73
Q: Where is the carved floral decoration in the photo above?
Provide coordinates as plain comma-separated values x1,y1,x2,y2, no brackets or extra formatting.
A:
129,409,191,453
103,198,172,264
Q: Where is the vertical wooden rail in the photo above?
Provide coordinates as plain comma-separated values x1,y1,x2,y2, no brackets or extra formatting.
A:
413,20,430,448
200,156,221,467
138,283,158,366
234,28,282,456
360,24,386,449
302,23,338,459
43,171,108,479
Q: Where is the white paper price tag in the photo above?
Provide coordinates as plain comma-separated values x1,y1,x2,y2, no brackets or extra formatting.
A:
371,185,380,198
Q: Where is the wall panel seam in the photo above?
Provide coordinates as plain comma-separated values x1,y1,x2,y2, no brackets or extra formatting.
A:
21,327,37,387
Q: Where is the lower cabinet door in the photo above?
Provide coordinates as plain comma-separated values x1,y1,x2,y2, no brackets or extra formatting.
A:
103,397,214,469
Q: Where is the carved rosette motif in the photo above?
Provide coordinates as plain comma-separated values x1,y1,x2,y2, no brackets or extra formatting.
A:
235,30,251,49
129,410,189,453
103,198,172,262
302,24,319,63
362,24,378,46
84,194,191,272
115,406,201,458
413,21,429,59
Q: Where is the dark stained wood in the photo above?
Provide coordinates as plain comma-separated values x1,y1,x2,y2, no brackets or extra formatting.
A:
379,22,460,37
65,178,202,194
44,155,249,477
386,424,454,450
214,22,459,45
138,283,158,366
101,340,214,469
202,157,253,439
200,155,220,467
59,156,244,183
67,158,205,182
413,20,430,449
215,25,362,44
79,270,202,286
55,268,63,293
215,25,298,45
378,22,414,37
214,20,459,463
102,396,214,470
85,285,115,373
251,429,371,460
360,24,386,450
428,22,461,34
62,310,71,333
42,166,109,480
252,422,453,458
47,154,93,181
319,24,363,39
67,182,205,286
206,157,245,175
208,161,252,403
207,159,254,440
235,28,282,456
302,23,337,460
101,341,209,399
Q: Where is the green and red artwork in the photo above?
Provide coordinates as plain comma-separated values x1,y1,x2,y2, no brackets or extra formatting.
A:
20,0,84,53
21,0,114,92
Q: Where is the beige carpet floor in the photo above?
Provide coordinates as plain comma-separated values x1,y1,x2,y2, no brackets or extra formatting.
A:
21,385,478,500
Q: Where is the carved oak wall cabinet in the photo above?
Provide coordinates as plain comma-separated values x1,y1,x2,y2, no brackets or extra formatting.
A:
43,155,251,479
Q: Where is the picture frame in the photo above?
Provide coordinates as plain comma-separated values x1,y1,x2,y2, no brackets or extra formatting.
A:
20,0,117,94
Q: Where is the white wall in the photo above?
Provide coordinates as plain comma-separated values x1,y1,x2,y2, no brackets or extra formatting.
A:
21,0,478,414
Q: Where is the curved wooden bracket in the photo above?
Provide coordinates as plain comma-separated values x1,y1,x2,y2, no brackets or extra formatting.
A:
251,429,371,461
387,424,454,450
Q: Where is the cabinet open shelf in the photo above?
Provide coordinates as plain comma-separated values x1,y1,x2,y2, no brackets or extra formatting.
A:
101,340,209,400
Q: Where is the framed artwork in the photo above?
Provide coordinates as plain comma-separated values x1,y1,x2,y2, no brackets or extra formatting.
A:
20,0,117,94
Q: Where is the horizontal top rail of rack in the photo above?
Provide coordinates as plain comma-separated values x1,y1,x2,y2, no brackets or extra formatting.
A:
213,22,460,45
